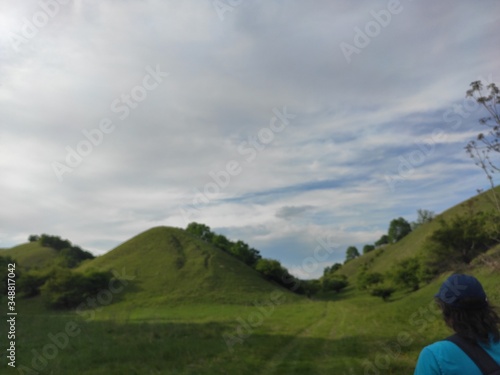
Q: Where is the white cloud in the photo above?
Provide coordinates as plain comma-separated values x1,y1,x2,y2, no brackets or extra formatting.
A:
1,0,499,278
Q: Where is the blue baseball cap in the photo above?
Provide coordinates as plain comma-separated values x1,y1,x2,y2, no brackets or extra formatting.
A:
435,274,488,309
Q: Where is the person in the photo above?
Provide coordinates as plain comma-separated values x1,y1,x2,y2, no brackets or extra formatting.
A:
414,274,500,374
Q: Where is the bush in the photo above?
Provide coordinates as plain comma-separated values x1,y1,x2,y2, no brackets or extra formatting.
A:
370,286,395,301
357,272,384,290
322,275,348,293
391,257,420,291
18,270,50,298
57,246,94,268
41,268,113,309
28,235,40,242
423,209,499,273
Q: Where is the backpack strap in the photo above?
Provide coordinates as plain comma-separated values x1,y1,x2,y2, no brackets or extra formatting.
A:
446,334,500,375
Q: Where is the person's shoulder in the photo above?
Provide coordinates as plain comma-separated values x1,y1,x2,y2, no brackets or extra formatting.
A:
423,339,458,353
415,339,472,373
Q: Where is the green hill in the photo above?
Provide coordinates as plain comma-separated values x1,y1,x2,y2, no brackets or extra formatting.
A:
338,187,500,281
77,226,298,306
0,241,58,269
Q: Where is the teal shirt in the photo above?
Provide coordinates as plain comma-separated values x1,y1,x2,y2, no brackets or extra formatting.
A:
414,338,500,374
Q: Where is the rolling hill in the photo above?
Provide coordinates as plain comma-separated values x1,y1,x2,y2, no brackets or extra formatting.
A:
338,186,500,281
76,226,298,305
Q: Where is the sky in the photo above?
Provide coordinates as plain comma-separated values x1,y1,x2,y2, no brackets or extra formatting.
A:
1,0,499,279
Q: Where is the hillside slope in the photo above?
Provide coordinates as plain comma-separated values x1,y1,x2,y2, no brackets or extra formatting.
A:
77,226,298,305
0,242,58,269
338,187,500,281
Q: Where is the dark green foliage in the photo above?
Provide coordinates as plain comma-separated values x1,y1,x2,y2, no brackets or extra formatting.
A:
28,234,40,242
254,258,304,294
391,257,420,291
322,274,348,293
58,246,95,268
186,222,214,242
18,269,50,298
302,279,322,296
211,234,231,253
374,235,389,247
363,244,375,254
357,272,384,290
424,208,499,271
388,217,412,243
345,246,360,263
39,234,72,251
370,286,395,301
323,263,342,276
41,268,113,309
186,222,261,268
255,259,286,282
229,241,261,268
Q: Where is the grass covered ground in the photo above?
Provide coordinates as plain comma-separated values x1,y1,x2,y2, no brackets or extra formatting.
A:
2,268,498,374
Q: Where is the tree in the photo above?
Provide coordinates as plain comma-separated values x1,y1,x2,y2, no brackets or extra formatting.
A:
323,263,342,276
411,209,435,230
57,246,94,268
363,244,375,254
370,286,395,301
423,207,498,271
388,217,412,243
391,257,420,291
322,274,348,293
374,235,389,247
357,272,384,290
345,246,360,262
255,259,286,283
18,270,50,298
211,234,231,253
41,268,112,309
229,240,261,267
186,222,214,242
39,234,72,251
28,234,40,242
465,81,500,213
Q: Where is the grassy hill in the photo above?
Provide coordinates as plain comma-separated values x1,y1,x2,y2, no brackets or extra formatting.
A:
338,187,500,281
76,226,298,306
0,241,58,269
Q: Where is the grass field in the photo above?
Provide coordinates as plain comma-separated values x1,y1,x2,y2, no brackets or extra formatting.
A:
2,267,498,374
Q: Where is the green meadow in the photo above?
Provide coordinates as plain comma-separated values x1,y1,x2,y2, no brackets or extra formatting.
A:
1,190,500,374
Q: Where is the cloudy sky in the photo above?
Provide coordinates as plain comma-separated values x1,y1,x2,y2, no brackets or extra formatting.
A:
1,0,499,278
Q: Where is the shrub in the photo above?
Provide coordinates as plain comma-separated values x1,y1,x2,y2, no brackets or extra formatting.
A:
370,286,395,301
